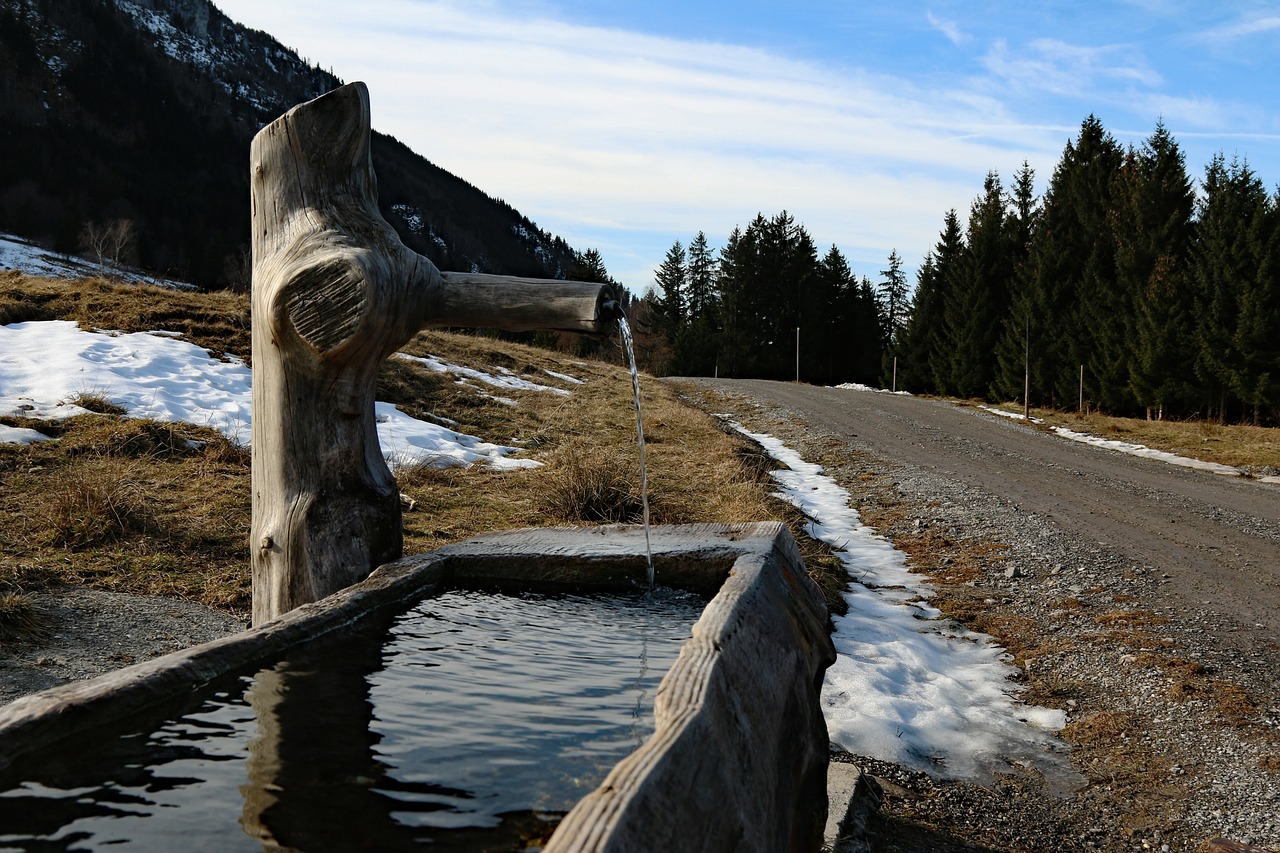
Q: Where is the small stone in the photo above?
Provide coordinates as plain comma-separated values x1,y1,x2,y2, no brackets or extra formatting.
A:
1005,566,1023,579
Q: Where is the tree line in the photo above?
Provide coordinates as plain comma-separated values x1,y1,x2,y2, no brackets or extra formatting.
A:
900,117,1279,425
645,117,1279,425
647,213,892,386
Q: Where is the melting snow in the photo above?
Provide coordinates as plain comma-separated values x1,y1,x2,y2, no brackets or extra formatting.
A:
978,405,1248,478
729,420,1080,788
0,321,539,470
395,353,572,396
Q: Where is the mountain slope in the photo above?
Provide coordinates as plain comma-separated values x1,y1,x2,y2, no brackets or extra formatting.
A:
0,0,578,287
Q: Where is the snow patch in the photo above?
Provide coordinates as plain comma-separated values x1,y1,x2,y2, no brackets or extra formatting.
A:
835,382,912,396
730,420,1080,788
0,321,536,470
977,404,1247,478
1,232,194,290
395,353,571,396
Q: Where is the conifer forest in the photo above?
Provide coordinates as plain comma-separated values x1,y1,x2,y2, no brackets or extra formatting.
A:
646,117,1280,426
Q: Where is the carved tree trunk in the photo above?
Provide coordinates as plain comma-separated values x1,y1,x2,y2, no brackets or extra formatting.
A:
250,82,611,626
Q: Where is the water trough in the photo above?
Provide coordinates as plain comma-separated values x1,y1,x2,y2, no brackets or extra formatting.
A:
0,522,835,851
0,80,839,850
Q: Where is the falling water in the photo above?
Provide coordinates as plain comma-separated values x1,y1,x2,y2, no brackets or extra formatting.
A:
616,315,654,588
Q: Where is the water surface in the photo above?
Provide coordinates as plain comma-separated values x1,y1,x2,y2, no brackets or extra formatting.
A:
0,587,703,851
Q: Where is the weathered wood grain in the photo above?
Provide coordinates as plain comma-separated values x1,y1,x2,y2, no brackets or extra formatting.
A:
541,523,836,853
248,82,613,624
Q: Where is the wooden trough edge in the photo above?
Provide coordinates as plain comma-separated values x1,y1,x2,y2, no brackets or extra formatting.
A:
541,522,838,853
0,548,452,774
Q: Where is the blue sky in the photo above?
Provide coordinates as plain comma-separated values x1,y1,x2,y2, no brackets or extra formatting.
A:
214,0,1280,292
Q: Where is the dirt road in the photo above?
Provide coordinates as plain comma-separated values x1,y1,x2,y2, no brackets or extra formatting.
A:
701,379,1280,651
683,378,1280,852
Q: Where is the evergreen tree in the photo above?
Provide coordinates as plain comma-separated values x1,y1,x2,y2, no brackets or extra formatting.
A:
1023,116,1124,408
943,172,1012,397
877,249,910,346
991,162,1041,401
810,245,862,384
1192,155,1269,420
674,231,721,376
1232,190,1280,423
652,240,687,348
830,261,886,386
715,224,758,378
899,210,963,394
686,231,716,317
877,250,910,386
1119,121,1197,418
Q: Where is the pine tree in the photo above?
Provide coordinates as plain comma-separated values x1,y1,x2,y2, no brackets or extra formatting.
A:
1119,121,1197,418
899,210,963,394
686,231,716,318
1192,155,1268,420
990,162,1040,402
943,172,1011,397
1024,116,1124,408
819,252,884,386
1231,192,1280,423
652,240,687,348
715,224,758,378
674,231,720,375
877,250,909,346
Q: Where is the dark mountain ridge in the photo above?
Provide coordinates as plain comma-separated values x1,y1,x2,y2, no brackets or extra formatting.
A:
0,0,579,288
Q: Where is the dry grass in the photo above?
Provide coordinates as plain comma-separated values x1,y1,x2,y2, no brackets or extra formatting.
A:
0,593,47,644
42,457,156,548
394,331,784,556
985,401,1280,472
0,272,251,360
2,274,794,618
537,444,645,523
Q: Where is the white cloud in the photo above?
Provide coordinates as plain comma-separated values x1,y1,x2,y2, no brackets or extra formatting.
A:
1202,13,1280,41
981,37,1162,97
926,11,969,46
212,1,1084,285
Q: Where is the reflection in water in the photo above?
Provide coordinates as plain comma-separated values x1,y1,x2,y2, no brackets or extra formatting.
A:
0,588,701,852
0,688,261,851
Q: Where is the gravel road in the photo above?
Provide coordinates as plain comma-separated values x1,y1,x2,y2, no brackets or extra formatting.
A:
682,378,1280,853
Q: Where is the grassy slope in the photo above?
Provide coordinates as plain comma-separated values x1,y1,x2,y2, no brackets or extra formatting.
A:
0,274,781,622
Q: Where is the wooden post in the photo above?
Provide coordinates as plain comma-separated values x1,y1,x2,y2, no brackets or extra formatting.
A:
250,82,614,625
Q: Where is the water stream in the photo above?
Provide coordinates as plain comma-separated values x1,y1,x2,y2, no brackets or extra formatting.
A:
616,315,654,588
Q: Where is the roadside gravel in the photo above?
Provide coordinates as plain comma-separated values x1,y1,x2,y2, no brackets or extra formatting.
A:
0,588,245,706
682,379,1280,853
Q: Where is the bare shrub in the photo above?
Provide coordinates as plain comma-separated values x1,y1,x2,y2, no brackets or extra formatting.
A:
540,445,642,523
43,459,155,548
0,593,48,644
69,393,127,416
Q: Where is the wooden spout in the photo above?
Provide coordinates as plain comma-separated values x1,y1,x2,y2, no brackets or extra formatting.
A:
249,82,611,625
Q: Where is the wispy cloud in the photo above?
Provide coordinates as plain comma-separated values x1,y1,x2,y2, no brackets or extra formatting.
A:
1201,13,1280,41
926,11,969,46
223,0,1071,283
214,0,1277,288
982,37,1162,97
